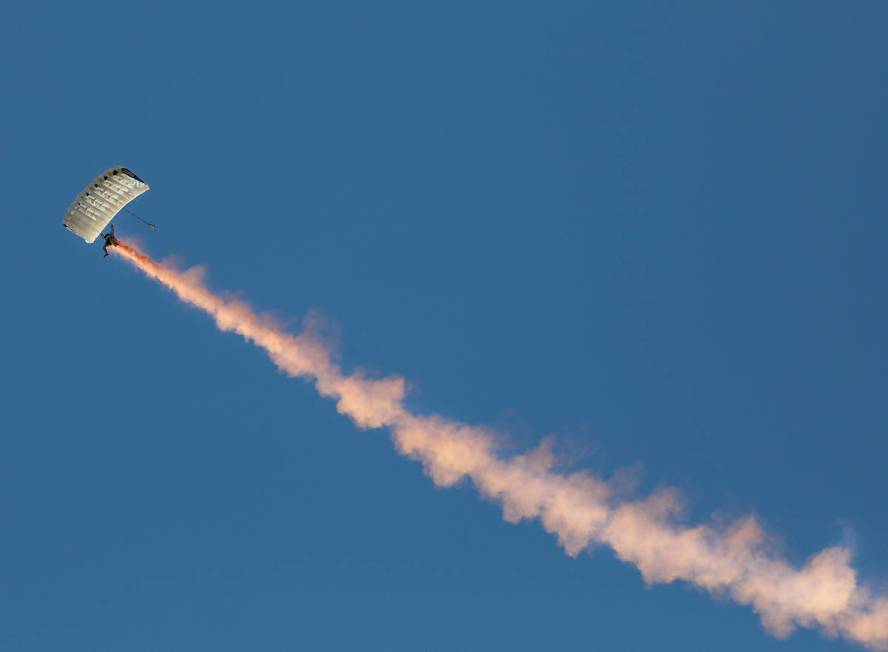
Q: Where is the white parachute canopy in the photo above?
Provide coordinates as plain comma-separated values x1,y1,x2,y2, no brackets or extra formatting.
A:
63,167,150,243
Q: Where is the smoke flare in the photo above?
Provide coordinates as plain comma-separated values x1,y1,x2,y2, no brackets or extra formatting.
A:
112,241,888,650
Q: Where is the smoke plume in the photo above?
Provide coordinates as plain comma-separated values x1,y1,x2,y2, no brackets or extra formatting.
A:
112,241,888,650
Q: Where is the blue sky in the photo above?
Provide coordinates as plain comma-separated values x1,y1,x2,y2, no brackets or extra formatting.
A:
2,2,887,650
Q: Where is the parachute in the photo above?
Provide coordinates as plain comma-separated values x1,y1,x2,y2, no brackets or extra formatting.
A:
63,167,150,243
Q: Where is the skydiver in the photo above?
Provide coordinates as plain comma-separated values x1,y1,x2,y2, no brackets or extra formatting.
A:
102,224,119,257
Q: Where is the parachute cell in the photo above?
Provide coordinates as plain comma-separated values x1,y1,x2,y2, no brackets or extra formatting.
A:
63,167,149,243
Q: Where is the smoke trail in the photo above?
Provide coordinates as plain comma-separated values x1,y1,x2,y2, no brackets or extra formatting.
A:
112,241,888,650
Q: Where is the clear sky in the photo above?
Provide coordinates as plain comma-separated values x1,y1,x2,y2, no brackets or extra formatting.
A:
2,2,887,651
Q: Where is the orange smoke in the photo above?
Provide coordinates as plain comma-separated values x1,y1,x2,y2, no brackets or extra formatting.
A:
112,241,888,650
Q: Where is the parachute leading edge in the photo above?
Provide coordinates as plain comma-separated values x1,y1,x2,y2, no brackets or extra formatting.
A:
63,167,149,243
